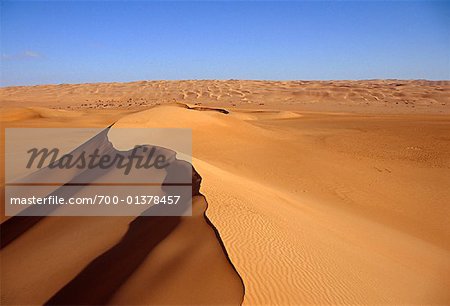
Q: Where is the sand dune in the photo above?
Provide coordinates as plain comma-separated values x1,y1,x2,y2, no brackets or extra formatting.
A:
1,80,449,114
1,122,243,305
113,104,450,304
1,81,450,305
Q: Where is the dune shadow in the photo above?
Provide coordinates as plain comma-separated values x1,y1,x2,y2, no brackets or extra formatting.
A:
45,162,200,305
1,183,87,249
45,215,181,305
1,216,45,249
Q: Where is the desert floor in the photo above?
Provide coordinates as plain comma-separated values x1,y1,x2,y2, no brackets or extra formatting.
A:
1,80,449,305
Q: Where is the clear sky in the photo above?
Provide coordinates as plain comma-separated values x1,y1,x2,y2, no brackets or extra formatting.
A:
1,1,449,86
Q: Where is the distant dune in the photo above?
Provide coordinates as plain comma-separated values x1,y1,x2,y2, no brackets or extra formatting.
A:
1,79,449,114
1,81,449,305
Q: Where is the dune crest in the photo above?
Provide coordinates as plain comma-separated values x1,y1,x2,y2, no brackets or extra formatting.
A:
1,119,244,305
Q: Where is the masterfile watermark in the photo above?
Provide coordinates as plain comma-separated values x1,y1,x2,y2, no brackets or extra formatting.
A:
26,146,170,175
5,127,193,216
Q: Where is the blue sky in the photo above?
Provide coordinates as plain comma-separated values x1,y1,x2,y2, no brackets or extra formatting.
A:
1,1,449,86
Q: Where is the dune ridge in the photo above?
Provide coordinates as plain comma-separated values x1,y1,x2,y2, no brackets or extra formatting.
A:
1,118,244,305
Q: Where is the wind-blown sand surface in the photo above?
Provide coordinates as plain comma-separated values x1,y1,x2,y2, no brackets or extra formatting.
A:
1,80,450,305
1,79,449,113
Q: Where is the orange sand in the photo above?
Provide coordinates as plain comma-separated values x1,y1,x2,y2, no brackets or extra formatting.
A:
1,80,449,305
